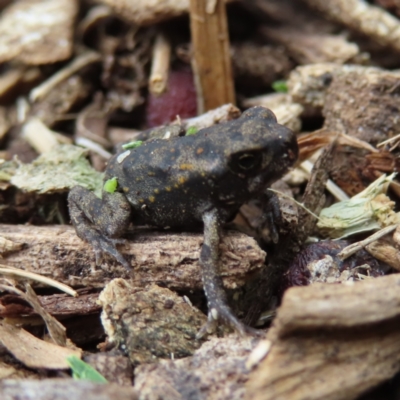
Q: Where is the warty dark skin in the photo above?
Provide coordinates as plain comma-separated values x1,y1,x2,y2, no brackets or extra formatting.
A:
68,106,298,337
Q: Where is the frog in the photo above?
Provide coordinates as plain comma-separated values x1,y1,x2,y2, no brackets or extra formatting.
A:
68,106,298,337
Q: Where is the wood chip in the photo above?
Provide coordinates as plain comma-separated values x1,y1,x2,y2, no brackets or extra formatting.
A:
246,274,400,400
0,224,266,291
0,322,81,369
0,0,78,65
304,0,400,53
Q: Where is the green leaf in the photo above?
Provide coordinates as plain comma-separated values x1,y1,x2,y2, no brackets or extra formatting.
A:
103,177,118,193
66,355,108,383
272,80,288,93
185,126,198,136
122,140,143,150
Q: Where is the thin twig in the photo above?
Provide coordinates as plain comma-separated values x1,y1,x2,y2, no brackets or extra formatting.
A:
338,224,398,260
149,32,171,95
29,51,101,103
0,265,78,297
300,160,349,201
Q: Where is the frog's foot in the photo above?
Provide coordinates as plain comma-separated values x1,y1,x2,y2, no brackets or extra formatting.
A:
79,227,131,270
69,186,132,271
93,236,131,271
196,303,261,339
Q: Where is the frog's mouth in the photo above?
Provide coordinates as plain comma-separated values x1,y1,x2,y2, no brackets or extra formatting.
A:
247,154,296,193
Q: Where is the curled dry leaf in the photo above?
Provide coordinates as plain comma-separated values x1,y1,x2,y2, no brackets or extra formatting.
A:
10,144,103,195
318,174,400,238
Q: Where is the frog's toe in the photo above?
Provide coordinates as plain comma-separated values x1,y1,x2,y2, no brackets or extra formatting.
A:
197,305,261,339
90,234,131,270
196,317,218,340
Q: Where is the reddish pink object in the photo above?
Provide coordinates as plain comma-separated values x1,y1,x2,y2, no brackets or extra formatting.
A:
146,68,197,127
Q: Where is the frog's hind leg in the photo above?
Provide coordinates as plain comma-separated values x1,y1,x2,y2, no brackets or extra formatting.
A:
68,186,132,270
197,209,259,338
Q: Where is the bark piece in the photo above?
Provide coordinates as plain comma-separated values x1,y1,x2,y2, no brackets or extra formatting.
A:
246,273,400,400
135,334,258,400
0,0,78,65
99,280,206,365
0,224,265,291
0,379,138,400
0,290,100,318
323,67,400,145
189,0,235,112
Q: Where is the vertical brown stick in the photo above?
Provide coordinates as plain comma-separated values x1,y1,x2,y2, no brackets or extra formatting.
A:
149,32,171,95
189,0,236,113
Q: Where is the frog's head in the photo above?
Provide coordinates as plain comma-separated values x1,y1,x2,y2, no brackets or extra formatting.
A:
227,106,298,192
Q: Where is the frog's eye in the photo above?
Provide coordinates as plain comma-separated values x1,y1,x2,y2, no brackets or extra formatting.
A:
230,152,262,173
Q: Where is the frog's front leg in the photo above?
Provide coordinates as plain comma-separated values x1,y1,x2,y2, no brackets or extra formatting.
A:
68,186,132,269
197,209,255,338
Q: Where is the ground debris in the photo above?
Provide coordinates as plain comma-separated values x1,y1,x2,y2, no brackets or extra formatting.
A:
99,279,206,366
0,379,138,400
246,274,400,400
135,334,258,400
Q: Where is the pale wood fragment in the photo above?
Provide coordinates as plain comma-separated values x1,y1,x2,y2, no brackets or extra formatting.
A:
149,33,171,95
0,0,78,65
242,93,303,132
261,27,359,65
97,0,190,26
29,51,101,103
0,224,265,291
0,323,80,369
304,0,400,53
21,118,59,154
189,0,235,112
247,274,400,400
